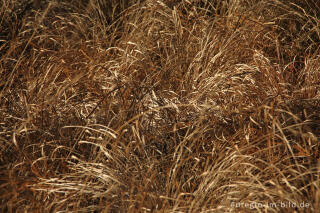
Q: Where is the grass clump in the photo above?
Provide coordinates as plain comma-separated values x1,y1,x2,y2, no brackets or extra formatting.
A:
0,0,319,212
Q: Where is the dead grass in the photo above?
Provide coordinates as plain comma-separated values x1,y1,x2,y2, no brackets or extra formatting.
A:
0,0,319,212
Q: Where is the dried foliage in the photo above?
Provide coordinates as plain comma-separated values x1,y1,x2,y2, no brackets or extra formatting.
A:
1,0,319,212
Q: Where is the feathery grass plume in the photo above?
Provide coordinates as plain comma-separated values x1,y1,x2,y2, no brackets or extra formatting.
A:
0,0,319,212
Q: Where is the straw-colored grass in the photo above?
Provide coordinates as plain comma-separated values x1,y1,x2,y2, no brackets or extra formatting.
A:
1,0,319,212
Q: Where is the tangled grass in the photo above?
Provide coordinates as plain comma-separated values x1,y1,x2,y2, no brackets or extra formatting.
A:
1,0,319,212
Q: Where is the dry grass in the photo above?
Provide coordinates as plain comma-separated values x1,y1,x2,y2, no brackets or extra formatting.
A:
1,0,320,212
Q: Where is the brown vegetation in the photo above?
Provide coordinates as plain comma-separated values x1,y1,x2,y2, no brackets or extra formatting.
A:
1,0,319,212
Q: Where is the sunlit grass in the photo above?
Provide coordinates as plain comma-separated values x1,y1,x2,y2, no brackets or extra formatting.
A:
0,0,319,212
